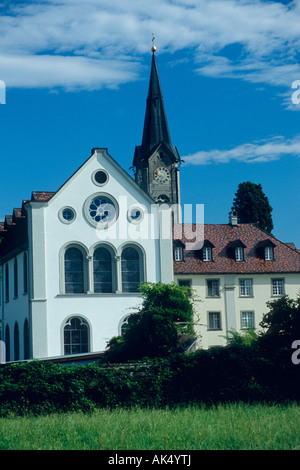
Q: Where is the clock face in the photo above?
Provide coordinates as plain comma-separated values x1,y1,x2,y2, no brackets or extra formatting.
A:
154,167,170,184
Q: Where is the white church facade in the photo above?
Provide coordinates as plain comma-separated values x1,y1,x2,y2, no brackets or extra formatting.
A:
1,49,300,362
0,146,174,361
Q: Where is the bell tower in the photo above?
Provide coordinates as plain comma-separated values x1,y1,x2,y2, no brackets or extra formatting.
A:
133,35,181,214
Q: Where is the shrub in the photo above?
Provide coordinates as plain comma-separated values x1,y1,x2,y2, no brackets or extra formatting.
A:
102,282,196,362
0,334,299,416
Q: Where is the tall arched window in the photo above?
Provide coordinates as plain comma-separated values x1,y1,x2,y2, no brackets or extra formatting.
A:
63,317,89,355
5,264,9,302
64,247,85,293
5,325,10,362
93,247,113,293
24,319,30,360
23,252,28,294
121,246,142,293
14,322,19,361
14,258,18,298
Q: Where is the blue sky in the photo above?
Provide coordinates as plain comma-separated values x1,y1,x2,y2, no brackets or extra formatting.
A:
0,0,299,247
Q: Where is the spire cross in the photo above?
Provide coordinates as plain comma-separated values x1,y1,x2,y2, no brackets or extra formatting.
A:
151,33,157,53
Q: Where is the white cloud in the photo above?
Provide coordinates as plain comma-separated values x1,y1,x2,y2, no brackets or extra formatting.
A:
0,0,300,91
1,54,139,90
182,135,300,165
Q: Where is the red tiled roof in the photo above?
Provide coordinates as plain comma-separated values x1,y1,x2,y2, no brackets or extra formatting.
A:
31,191,56,202
0,192,55,259
4,215,14,227
173,223,300,274
13,208,22,218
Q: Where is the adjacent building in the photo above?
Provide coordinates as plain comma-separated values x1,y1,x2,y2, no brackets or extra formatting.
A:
174,213,300,349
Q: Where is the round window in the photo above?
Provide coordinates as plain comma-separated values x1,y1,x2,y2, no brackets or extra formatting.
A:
85,193,118,227
92,170,108,186
59,207,76,224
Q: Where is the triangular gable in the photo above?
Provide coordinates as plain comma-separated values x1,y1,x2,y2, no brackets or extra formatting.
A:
41,148,156,207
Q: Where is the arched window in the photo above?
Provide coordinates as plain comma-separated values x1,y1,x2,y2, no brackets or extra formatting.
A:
64,247,85,293
63,317,89,355
23,252,28,294
5,325,10,362
14,322,19,361
14,258,18,298
120,315,133,336
93,247,113,293
121,246,142,293
24,319,30,360
5,264,9,302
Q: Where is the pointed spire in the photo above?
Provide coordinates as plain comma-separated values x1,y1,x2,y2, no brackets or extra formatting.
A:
133,36,180,167
141,52,172,152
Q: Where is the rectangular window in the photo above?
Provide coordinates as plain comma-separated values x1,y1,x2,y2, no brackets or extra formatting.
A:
239,279,253,297
208,312,221,330
202,247,212,261
178,279,192,296
174,247,183,261
265,247,274,261
235,246,244,261
207,279,220,297
272,278,284,296
241,311,255,329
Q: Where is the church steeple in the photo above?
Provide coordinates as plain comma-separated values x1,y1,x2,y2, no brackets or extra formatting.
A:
140,51,173,155
133,35,181,210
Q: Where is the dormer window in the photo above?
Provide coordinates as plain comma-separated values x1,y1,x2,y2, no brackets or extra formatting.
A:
174,247,183,261
203,247,212,262
264,246,274,261
256,239,276,261
227,240,246,261
201,240,214,262
235,246,244,262
173,240,185,262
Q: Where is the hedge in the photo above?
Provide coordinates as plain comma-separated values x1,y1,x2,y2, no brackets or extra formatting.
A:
0,343,299,416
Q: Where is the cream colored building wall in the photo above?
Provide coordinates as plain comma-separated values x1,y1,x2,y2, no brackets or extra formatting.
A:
175,273,300,350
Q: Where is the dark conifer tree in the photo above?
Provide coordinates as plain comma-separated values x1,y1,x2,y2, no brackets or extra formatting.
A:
232,181,273,233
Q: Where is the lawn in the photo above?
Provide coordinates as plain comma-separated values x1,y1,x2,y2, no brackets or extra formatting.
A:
0,402,299,450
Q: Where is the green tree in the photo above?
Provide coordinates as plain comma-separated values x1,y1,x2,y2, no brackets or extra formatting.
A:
225,328,259,347
102,282,196,362
256,295,300,375
259,295,300,344
232,181,273,233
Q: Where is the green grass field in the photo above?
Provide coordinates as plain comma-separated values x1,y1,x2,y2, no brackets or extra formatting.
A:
0,403,299,450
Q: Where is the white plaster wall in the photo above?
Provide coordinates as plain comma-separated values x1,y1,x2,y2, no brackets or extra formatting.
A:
30,149,172,358
1,252,29,360
176,272,300,350
235,273,300,330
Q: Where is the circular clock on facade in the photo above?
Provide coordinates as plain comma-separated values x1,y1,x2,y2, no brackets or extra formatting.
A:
154,167,170,184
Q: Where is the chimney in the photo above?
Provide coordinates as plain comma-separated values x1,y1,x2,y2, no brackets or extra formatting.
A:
229,210,238,226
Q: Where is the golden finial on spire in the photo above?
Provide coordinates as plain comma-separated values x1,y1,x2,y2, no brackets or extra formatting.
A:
151,32,157,53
